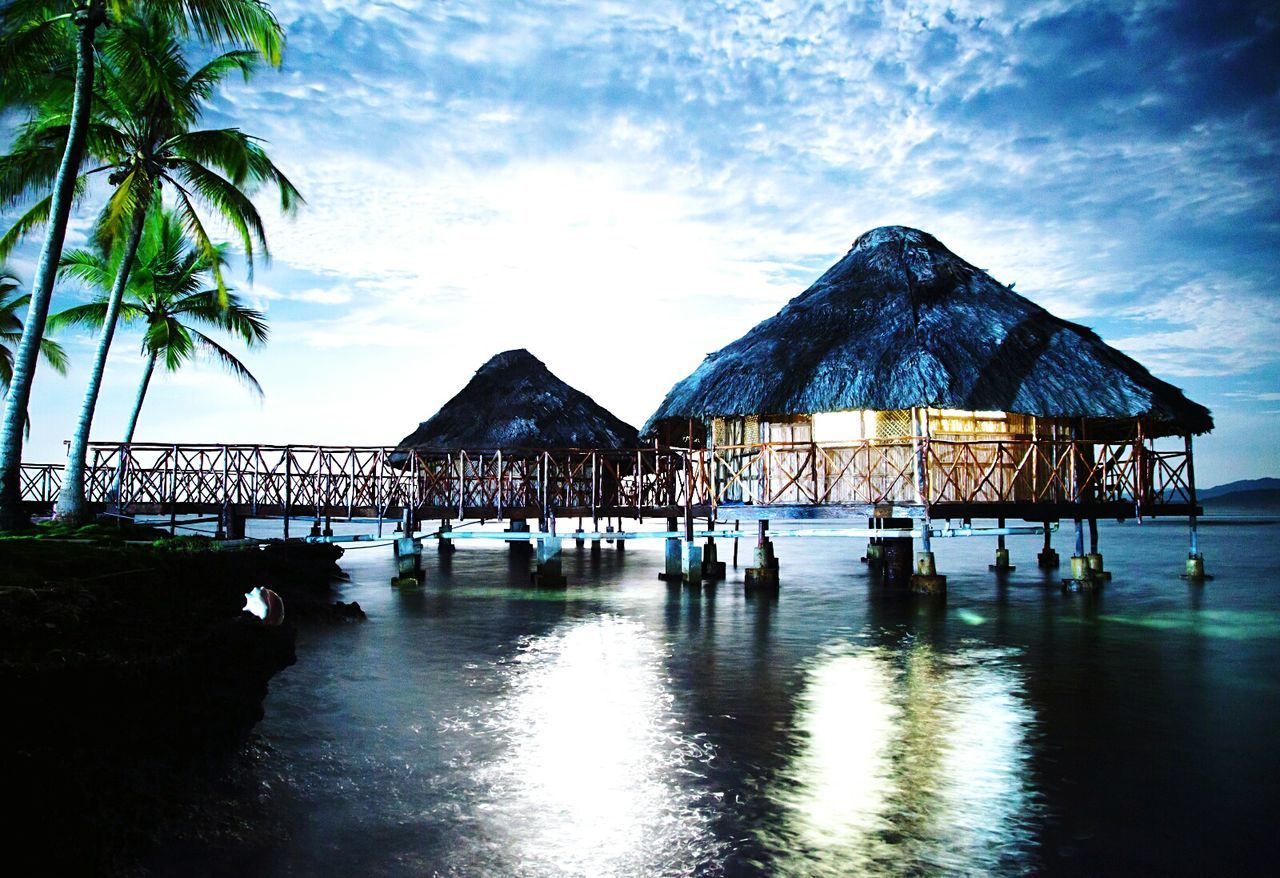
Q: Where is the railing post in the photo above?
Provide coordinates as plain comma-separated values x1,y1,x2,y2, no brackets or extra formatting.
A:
541,451,549,528
283,447,292,540
168,444,178,535
375,449,384,539
347,449,355,520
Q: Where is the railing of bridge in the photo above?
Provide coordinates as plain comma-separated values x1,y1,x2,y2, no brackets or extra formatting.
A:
18,436,1195,516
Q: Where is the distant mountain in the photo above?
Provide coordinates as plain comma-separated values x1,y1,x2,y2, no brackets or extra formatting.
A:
1199,477,1280,500
1202,488,1280,507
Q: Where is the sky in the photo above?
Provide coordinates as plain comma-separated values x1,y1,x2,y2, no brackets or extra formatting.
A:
4,0,1278,487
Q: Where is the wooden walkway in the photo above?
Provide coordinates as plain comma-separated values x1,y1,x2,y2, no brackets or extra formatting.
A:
20,436,1200,524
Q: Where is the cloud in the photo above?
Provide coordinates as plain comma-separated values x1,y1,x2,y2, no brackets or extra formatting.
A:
7,0,1278,485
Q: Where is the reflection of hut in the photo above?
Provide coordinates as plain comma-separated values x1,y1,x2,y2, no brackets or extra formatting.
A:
396,349,639,520
643,226,1212,517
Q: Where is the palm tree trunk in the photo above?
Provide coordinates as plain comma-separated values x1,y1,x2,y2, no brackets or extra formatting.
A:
122,351,158,446
0,2,106,530
110,350,157,508
54,203,148,523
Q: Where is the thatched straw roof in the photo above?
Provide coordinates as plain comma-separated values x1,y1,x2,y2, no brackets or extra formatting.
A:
397,349,639,450
644,226,1212,438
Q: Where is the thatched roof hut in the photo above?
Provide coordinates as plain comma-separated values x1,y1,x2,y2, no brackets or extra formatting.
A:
645,226,1212,440
397,349,639,451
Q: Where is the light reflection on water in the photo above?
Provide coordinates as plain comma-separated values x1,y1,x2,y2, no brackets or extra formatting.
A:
449,615,722,877
762,641,1036,876
227,516,1280,877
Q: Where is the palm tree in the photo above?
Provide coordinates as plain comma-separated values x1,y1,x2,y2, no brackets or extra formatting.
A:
15,13,300,523
0,0,283,529
51,206,268,449
2,268,69,434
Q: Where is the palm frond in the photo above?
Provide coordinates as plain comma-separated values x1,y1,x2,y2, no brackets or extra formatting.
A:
46,301,113,332
168,182,228,301
171,289,269,345
0,5,75,108
170,128,253,185
142,0,285,67
241,138,304,213
188,326,264,397
169,160,269,272
38,336,69,374
0,176,86,260
187,49,259,101
58,248,116,291
0,132,65,206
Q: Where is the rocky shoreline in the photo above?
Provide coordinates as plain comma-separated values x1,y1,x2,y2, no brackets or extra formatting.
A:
0,530,354,874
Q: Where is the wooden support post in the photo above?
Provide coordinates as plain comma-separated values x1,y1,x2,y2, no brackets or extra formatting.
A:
732,518,739,568
391,532,424,588
990,517,1015,572
702,517,726,581
1064,516,1097,590
681,538,703,588
1182,433,1211,580
439,519,455,554
863,513,885,566
880,517,914,587
532,534,567,587
660,515,681,582
507,517,531,556
1086,517,1110,581
223,508,246,541
1064,425,1099,591
910,409,945,594
745,518,779,592
1038,521,1060,569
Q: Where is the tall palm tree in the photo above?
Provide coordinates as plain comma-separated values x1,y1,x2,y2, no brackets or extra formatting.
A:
2,268,70,435
0,0,283,529
18,13,300,523
51,206,268,449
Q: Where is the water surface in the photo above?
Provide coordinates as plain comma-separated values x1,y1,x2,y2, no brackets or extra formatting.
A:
201,512,1280,875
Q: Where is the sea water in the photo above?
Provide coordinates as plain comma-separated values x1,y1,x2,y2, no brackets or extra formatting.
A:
172,510,1280,876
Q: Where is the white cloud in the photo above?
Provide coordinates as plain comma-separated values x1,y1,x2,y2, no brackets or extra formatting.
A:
11,0,1278,488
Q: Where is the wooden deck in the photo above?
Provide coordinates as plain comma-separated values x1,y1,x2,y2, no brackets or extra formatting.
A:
21,435,1200,523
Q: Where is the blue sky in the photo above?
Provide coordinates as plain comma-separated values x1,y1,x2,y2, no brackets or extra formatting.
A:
6,0,1278,486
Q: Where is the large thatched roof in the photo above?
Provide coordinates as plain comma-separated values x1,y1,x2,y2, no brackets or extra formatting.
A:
645,226,1212,437
397,349,639,450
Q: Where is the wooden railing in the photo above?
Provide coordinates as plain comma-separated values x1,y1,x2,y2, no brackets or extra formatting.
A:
18,436,1196,518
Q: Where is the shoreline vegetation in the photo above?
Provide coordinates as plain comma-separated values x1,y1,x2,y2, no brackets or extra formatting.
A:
0,524,358,874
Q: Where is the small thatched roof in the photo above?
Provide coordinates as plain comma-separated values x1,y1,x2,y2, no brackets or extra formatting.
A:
644,226,1213,438
397,349,639,450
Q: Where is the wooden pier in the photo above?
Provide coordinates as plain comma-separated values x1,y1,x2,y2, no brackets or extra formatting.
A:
20,434,1200,524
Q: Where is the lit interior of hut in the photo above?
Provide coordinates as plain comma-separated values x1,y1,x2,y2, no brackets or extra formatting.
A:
700,409,1143,507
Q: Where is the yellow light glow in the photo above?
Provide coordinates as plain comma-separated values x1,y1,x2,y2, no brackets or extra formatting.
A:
812,411,874,443
762,642,1037,876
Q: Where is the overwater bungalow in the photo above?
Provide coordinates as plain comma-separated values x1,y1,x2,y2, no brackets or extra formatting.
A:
644,225,1211,521
397,349,638,452
396,349,640,525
